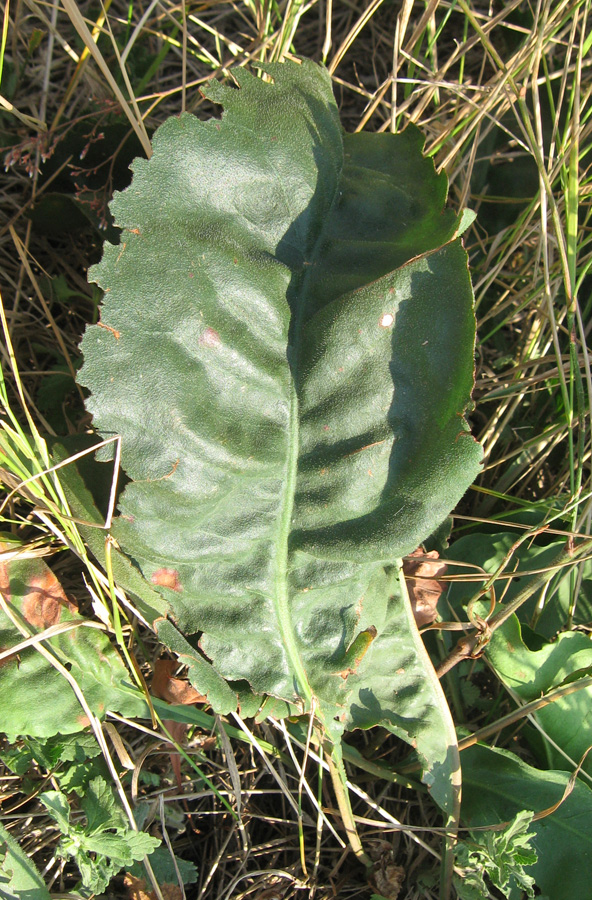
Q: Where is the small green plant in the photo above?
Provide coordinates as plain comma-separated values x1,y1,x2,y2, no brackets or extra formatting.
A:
40,775,160,894
454,811,537,900
1,731,198,897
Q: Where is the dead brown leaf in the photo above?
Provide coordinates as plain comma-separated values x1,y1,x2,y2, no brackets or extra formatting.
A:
369,841,406,900
0,556,76,630
152,658,206,706
403,547,447,628
372,863,405,900
124,874,183,900
21,570,76,628
151,658,207,794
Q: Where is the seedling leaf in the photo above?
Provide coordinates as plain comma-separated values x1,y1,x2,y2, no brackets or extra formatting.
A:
462,744,592,900
454,810,537,900
40,777,160,894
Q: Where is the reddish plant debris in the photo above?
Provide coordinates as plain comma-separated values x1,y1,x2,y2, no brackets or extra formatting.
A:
0,549,75,633
403,547,447,628
152,658,206,706
124,874,183,900
152,658,208,794
0,564,10,604
151,568,182,592
97,320,121,339
21,571,76,629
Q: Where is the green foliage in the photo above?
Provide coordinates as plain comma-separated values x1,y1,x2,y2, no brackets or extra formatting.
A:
40,776,160,894
126,846,198,888
445,531,592,774
0,546,147,739
52,444,170,625
34,732,108,795
46,730,103,764
0,746,34,777
454,810,537,900
79,59,481,813
445,531,592,637
2,0,590,895
1,733,175,897
461,744,592,900
36,369,76,433
487,620,592,775
0,823,51,900
1,731,107,798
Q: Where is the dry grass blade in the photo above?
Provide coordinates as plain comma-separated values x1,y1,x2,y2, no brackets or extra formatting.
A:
59,0,151,156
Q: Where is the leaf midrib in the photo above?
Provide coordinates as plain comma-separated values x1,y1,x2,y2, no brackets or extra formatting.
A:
274,382,313,707
271,120,345,708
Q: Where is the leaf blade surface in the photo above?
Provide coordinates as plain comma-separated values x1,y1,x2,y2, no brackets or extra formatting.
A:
79,59,481,806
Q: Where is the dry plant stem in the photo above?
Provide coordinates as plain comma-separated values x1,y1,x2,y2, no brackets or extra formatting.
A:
324,743,372,870
322,0,332,60
271,717,444,861
9,226,83,400
436,538,592,679
458,675,592,752
328,0,385,74
51,0,114,129
59,0,152,156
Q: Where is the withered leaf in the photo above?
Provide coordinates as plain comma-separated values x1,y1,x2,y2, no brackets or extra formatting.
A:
124,874,183,900
403,548,447,628
152,658,206,706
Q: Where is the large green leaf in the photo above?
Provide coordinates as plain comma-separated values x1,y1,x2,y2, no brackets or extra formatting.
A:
79,60,481,811
487,621,592,775
461,744,592,900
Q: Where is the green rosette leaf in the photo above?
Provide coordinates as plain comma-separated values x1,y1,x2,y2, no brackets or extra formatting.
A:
79,59,481,813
